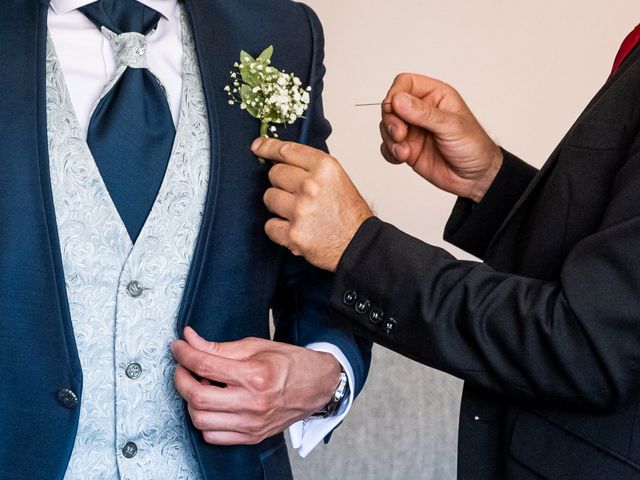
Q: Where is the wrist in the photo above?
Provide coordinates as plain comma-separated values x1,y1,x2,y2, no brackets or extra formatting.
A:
311,363,349,419
320,352,343,402
331,210,374,273
469,146,503,203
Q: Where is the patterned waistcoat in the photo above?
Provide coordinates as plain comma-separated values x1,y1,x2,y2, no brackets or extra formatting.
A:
47,12,208,480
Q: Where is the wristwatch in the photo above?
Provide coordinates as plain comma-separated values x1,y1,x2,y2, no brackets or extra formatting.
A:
311,369,350,419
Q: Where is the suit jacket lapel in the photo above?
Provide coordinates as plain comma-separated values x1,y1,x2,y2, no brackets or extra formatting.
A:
487,44,640,254
36,0,83,378
176,0,224,330
0,0,80,377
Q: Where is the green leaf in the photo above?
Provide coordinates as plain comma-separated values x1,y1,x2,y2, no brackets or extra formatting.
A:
245,102,260,118
239,50,255,65
239,66,260,88
239,85,260,119
257,45,274,64
239,84,253,103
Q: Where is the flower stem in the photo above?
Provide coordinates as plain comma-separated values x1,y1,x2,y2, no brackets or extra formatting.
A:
257,122,270,165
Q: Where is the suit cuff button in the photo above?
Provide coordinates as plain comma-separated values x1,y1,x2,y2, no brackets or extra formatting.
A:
369,308,384,324
383,317,397,334
343,290,358,306
355,299,371,315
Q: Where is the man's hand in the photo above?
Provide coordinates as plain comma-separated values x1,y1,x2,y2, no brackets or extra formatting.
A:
382,73,503,203
252,138,373,272
171,327,341,446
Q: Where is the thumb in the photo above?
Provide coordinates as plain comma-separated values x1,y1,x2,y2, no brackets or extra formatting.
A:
392,92,450,134
183,327,220,355
184,327,251,360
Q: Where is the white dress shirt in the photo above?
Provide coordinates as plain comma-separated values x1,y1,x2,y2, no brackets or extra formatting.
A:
48,0,353,459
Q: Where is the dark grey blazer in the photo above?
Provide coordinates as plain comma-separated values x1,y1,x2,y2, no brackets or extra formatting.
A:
331,44,640,479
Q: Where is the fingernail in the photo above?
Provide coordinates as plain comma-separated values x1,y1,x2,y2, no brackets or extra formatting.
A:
251,138,264,152
392,144,400,158
396,92,411,110
388,125,396,138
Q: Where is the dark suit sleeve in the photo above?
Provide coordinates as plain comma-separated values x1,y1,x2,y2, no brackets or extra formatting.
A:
330,142,640,411
443,150,538,259
272,257,371,397
270,3,371,397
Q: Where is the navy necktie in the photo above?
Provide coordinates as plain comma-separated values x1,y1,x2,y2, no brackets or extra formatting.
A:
80,0,176,242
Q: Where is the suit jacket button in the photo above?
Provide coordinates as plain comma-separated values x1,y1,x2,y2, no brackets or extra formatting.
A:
355,299,371,315
383,317,397,334
57,388,78,409
369,308,384,324
343,290,358,306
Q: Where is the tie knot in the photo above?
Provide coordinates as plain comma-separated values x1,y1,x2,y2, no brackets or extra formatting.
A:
80,0,161,35
103,30,150,69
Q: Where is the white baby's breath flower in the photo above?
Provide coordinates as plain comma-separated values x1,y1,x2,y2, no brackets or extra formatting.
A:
224,45,312,140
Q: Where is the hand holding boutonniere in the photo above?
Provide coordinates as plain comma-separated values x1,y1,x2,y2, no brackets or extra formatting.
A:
225,46,311,155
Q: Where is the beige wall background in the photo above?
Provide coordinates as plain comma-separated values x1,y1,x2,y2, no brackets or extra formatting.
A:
289,2,639,479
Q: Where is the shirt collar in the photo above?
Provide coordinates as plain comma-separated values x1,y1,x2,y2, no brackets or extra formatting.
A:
50,0,177,21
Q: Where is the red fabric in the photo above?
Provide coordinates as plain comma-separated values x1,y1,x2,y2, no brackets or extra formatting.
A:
611,23,640,75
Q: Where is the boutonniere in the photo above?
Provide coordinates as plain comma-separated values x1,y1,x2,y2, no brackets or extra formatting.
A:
225,46,311,142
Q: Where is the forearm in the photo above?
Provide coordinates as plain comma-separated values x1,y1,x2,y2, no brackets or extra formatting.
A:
331,217,640,411
273,255,371,454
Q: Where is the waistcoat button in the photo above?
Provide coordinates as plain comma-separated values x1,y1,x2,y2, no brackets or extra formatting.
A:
126,280,144,298
125,362,142,379
122,442,138,459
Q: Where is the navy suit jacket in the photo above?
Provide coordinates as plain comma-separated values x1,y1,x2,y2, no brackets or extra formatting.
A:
0,1,371,479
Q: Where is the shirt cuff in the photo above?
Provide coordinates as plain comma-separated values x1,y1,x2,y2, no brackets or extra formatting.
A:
288,342,355,458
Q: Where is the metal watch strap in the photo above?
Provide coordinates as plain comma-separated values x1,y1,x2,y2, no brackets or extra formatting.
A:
310,369,349,419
